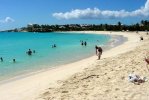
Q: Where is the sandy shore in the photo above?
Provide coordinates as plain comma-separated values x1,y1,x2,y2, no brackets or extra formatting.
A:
0,31,147,100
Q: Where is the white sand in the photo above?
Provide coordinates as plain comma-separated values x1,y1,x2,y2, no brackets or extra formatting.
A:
0,31,144,100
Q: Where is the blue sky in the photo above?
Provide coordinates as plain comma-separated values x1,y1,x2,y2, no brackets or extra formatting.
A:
0,0,148,30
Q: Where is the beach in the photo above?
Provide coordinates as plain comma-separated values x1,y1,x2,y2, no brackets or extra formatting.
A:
0,31,148,100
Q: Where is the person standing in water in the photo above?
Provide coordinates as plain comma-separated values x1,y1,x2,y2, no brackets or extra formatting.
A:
52,44,57,48
54,44,56,48
0,57,3,62
81,41,84,46
13,59,16,63
84,41,87,46
33,50,36,53
27,49,32,55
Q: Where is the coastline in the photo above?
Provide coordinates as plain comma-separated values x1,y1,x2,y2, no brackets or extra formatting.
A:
0,31,143,100
0,32,126,84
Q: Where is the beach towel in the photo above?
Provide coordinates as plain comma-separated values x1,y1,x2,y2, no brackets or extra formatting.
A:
128,74,147,84
128,74,139,82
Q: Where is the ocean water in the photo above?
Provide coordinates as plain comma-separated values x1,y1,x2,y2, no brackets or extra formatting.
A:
0,32,121,81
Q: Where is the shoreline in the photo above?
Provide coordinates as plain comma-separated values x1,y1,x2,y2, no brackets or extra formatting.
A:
0,31,142,100
0,32,126,84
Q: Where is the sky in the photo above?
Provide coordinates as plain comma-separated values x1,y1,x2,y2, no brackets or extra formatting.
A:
0,0,149,30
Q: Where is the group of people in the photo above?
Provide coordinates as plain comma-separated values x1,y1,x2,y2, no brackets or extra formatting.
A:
0,57,16,63
26,49,35,56
1,43,102,63
81,41,87,46
52,44,57,48
94,45,149,84
0,49,36,63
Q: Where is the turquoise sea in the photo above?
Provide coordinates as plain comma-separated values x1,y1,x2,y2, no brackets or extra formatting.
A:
0,32,126,82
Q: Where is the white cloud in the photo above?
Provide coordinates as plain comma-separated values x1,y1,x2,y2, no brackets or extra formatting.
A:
53,0,149,19
0,17,15,23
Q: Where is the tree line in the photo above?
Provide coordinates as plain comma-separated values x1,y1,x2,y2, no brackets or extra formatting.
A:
3,20,149,32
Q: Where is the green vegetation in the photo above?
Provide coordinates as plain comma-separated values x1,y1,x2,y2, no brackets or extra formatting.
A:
2,20,149,32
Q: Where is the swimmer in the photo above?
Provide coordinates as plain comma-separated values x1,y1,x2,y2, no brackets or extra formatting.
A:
33,50,36,53
27,49,32,55
13,59,16,63
0,57,3,62
84,41,87,46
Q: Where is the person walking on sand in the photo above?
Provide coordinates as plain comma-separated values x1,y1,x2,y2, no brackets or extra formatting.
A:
144,54,149,72
95,45,98,55
96,46,102,60
97,47,102,60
